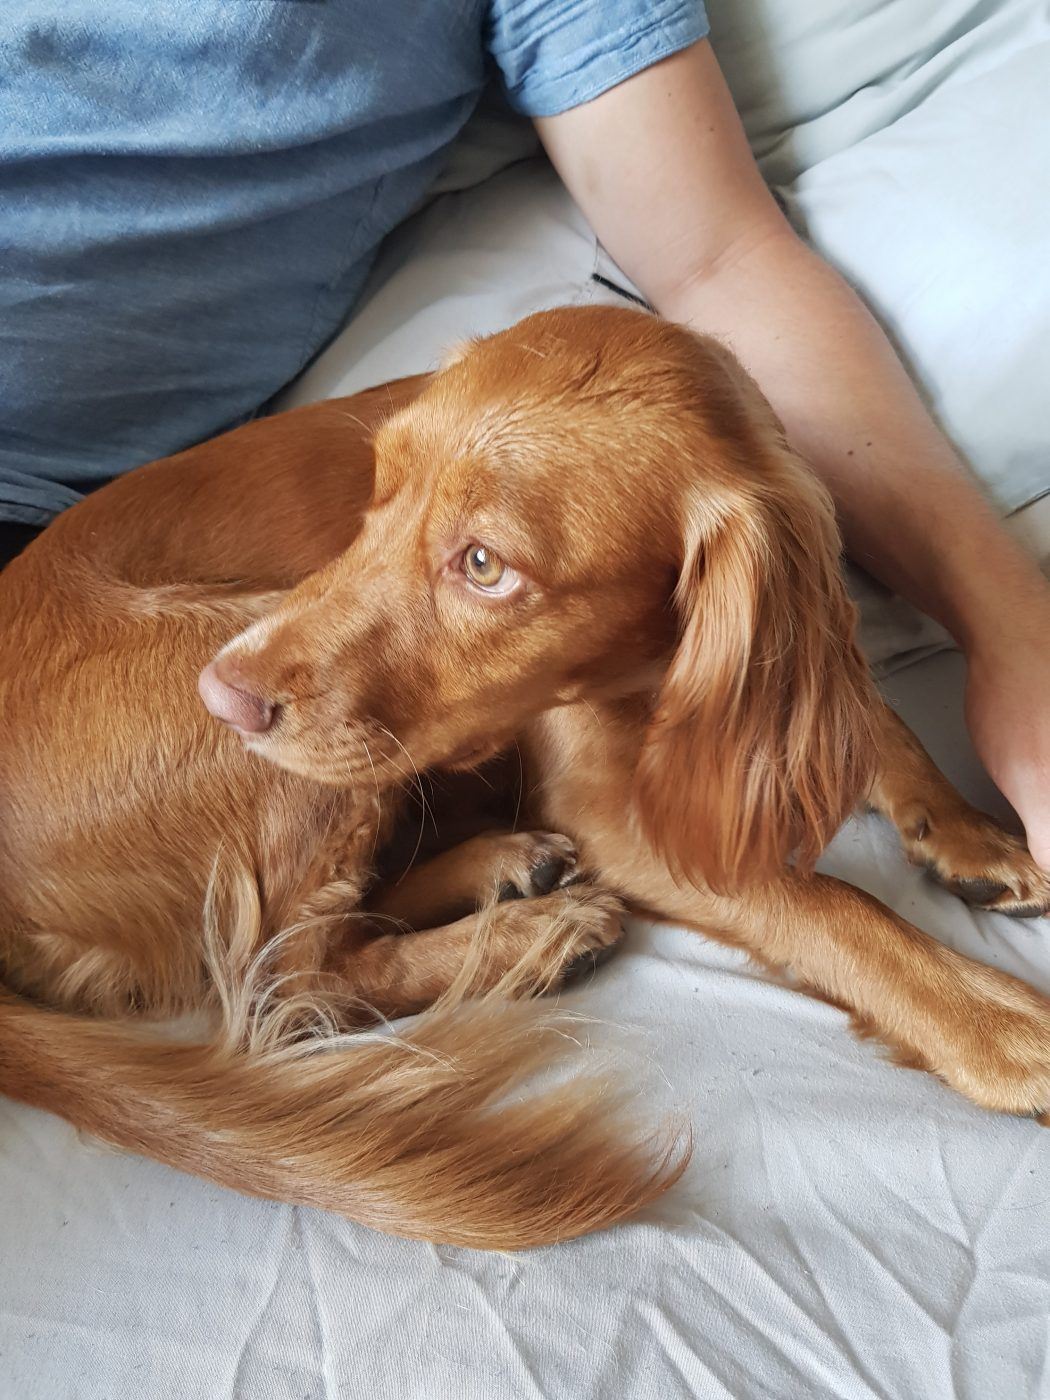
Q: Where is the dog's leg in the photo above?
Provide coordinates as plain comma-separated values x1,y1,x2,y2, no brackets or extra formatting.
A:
615,857,1050,1118
868,702,1050,916
739,874,1050,1116
369,830,580,929
327,884,624,1020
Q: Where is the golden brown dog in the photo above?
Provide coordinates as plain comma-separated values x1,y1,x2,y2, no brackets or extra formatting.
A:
2,306,1048,1250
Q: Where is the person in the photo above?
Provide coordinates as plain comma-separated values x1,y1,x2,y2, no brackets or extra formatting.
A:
3,5,1048,868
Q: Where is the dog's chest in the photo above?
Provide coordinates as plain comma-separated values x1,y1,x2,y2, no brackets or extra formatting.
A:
526,704,646,874
256,780,397,932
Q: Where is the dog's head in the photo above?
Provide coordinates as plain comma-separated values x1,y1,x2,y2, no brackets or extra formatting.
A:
200,306,876,889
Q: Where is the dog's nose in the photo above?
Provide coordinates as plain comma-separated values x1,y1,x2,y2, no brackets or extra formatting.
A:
198,661,274,734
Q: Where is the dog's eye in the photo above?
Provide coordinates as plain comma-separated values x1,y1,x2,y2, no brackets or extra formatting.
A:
463,544,512,592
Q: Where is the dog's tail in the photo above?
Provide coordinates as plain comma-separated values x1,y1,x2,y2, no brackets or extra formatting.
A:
0,878,687,1250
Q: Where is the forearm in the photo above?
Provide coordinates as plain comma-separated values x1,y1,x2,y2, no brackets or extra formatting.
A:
654,230,1050,652
538,36,1050,860
536,39,1049,653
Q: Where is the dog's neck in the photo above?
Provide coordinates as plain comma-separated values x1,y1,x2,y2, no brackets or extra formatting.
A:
526,657,667,780
519,697,652,885
524,690,652,786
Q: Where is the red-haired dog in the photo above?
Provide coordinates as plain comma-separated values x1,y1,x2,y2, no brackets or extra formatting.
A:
2,307,1048,1249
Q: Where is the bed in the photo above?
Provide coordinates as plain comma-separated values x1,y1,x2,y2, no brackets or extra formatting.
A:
3,5,1049,1396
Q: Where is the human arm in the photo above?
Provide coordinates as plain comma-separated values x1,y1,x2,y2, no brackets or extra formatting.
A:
535,38,1050,865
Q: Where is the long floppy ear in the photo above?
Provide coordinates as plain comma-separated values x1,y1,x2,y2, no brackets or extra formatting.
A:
633,438,878,894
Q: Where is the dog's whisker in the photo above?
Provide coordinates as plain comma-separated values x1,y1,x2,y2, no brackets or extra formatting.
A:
373,722,430,884
357,740,384,862
338,409,373,436
512,742,525,834
470,764,496,793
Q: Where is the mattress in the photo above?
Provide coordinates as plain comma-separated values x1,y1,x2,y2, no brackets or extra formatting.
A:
4,25,1050,1398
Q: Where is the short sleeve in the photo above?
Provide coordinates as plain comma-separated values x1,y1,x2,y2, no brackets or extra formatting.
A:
485,0,709,118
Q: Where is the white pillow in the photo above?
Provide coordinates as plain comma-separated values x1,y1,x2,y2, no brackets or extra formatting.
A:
425,92,540,204
782,33,1050,514
708,0,1047,186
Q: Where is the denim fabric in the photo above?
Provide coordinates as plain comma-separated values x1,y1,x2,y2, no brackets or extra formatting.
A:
0,1,707,524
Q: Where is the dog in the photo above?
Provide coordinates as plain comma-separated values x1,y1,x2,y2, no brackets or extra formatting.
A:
2,306,1048,1251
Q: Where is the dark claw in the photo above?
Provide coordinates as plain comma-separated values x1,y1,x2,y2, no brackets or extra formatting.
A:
558,870,587,889
982,900,1048,920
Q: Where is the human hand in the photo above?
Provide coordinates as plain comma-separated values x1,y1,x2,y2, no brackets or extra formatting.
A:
965,614,1050,871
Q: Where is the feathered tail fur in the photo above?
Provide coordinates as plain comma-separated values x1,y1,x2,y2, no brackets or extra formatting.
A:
0,867,686,1250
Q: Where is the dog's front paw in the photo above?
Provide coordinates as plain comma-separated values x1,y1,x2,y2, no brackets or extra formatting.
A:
899,805,1050,918
489,884,626,996
548,885,627,989
493,831,580,901
927,963,1050,1117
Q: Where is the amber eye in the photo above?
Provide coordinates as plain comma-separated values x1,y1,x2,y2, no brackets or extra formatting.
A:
462,544,507,590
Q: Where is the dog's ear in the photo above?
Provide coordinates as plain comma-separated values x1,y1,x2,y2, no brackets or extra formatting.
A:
633,438,877,893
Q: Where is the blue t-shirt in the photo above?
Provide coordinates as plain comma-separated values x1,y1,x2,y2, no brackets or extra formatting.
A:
0,1,707,525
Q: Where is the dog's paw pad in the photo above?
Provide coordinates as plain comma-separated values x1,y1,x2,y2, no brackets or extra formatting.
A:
528,852,574,896
496,832,579,901
909,813,1050,919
